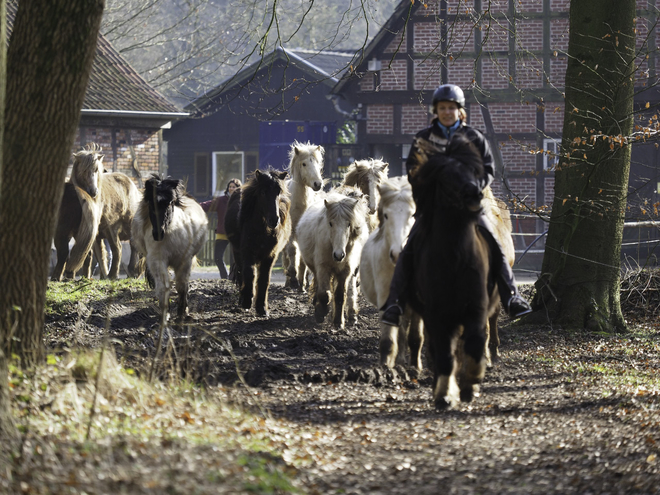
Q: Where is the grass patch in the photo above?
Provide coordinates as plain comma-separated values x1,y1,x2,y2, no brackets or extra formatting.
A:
5,349,310,494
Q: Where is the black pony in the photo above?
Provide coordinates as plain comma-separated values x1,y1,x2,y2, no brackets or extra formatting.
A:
407,135,500,410
225,168,291,317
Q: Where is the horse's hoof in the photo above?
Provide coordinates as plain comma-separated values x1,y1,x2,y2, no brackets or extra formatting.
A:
256,307,269,317
287,278,299,290
314,305,328,323
434,397,455,411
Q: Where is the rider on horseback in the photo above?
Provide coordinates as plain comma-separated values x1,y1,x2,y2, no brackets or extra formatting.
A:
380,84,533,326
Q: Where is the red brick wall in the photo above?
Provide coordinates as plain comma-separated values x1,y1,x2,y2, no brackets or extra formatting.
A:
367,105,394,134
72,127,161,186
414,58,442,90
516,57,544,88
544,177,555,207
517,0,543,13
489,103,537,133
482,57,509,89
384,30,407,54
360,74,375,92
549,56,567,87
447,58,475,88
380,59,408,90
414,22,441,53
516,20,544,51
402,104,430,135
545,105,565,133
500,140,537,174
550,18,569,52
481,19,510,52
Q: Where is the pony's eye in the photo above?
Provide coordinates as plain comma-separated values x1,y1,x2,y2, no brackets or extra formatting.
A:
302,162,307,167
383,213,389,220
329,221,333,227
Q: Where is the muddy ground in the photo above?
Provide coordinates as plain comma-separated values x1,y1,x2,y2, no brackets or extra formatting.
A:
45,277,660,494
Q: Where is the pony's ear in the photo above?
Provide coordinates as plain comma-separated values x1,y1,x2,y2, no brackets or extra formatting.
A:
294,147,300,156
277,171,288,181
254,169,262,178
380,162,389,173
324,199,330,209
98,154,105,163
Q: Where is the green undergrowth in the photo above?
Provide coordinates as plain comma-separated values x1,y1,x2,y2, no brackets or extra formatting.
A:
5,349,309,494
46,278,151,316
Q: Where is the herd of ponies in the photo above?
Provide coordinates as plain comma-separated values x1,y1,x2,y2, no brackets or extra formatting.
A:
52,139,515,410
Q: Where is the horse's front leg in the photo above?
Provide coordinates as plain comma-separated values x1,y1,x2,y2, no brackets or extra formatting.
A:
239,259,255,311
424,315,460,410
458,315,488,403
313,270,332,324
149,259,171,321
332,271,349,329
254,256,275,317
346,270,359,326
284,241,300,290
174,261,193,320
106,233,122,279
487,311,500,368
407,310,424,371
92,238,109,279
126,239,140,278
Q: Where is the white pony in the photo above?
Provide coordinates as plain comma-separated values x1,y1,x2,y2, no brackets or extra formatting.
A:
359,176,423,369
131,175,208,321
282,141,325,290
341,158,389,232
297,187,369,329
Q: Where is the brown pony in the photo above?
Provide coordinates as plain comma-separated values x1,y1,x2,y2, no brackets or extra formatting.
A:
225,168,291,317
408,135,500,410
65,144,141,279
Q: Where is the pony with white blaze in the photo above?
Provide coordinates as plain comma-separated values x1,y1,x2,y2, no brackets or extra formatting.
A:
359,176,423,369
297,187,369,329
131,175,208,321
281,141,325,290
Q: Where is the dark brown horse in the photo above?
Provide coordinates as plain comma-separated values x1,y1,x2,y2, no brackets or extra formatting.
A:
225,168,291,317
407,136,500,410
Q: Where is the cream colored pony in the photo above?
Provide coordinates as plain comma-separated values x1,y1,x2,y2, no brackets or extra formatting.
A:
282,141,325,290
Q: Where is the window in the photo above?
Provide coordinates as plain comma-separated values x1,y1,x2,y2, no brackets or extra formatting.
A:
212,152,244,195
543,138,560,171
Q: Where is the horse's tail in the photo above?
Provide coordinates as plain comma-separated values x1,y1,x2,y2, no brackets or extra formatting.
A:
66,186,101,275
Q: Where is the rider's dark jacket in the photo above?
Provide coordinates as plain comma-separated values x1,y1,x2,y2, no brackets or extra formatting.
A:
405,119,495,205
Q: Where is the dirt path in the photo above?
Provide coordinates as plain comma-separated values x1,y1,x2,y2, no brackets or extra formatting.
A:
45,279,660,494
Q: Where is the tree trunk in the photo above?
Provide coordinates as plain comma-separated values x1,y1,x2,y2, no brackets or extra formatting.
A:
531,0,635,332
0,0,17,448
0,0,105,367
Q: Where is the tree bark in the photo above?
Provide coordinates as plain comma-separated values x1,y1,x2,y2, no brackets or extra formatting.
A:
0,0,105,366
531,0,635,332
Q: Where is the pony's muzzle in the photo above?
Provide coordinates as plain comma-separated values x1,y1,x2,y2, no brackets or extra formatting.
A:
333,251,346,262
389,249,400,264
312,182,322,191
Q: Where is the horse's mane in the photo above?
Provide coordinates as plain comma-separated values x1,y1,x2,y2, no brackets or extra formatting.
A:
376,176,414,225
413,135,483,211
72,143,103,176
240,168,290,222
286,141,324,171
325,190,368,230
144,174,187,208
343,158,389,187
